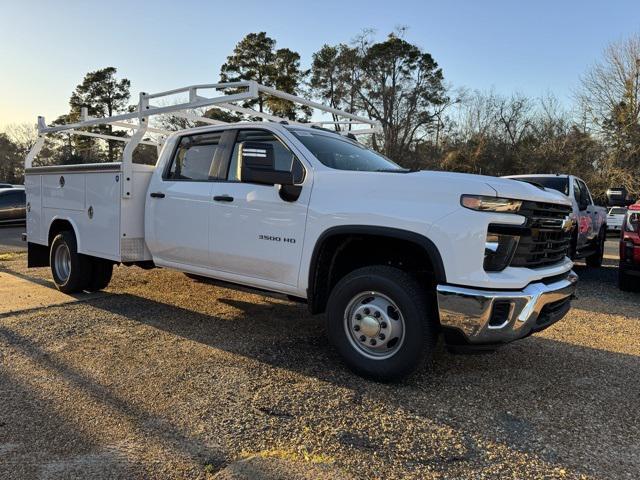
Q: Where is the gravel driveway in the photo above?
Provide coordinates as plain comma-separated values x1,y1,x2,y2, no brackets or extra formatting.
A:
0,253,638,479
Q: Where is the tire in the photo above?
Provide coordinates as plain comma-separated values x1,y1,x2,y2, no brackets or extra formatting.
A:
50,231,92,293
586,227,605,267
87,258,113,292
619,268,636,292
568,228,578,260
325,266,437,382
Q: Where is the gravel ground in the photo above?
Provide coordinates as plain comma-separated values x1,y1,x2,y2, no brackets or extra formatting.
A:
0,254,638,479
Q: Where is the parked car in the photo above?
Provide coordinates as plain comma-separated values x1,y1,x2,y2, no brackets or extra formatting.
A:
23,81,578,381
606,186,633,207
619,203,640,291
504,174,607,266
607,206,627,234
0,187,26,225
0,183,16,188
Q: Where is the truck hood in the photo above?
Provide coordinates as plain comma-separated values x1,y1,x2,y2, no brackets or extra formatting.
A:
408,171,572,206
482,175,572,206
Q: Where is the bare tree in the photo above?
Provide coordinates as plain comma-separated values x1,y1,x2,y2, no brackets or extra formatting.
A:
577,34,640,132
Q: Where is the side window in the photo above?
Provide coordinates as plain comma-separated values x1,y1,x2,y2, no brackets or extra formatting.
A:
579,181,592,205
165,132,222,181
572,179,581,203
4,191,24,205
227,129,305,183
0,193,9,208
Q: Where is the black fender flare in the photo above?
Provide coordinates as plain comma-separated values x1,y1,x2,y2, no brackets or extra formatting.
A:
307,225,446,312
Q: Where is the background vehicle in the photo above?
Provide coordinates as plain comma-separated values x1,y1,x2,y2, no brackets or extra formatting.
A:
23,81,578,381
607,207,626,234
504,174,607,266
0,183,18,188
607,186,634,207
0,186,26,225
619,203,640,291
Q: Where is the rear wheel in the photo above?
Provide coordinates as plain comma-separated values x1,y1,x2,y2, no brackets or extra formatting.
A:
586,227,605,267
325,266,436,382
50,231,92,293
87,258,113,292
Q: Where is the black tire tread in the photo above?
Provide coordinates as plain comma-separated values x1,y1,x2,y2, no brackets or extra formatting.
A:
49,231,92,294
326,265,436,382
586,227,605,267
87,258,113,292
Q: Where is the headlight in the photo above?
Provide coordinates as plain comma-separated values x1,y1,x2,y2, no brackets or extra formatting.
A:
484,231,520,271
461,195,522,213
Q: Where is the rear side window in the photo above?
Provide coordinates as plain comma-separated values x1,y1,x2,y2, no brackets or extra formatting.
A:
1,190,25,205
227,129,304,183
166,132,222,181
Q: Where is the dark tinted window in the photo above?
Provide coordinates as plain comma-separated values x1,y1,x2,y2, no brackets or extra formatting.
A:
290,129,403,172
0,190,25,205
0,193,10,208
513,176,569,195
578,180,592,205
228,129,304,183
166,132,222,181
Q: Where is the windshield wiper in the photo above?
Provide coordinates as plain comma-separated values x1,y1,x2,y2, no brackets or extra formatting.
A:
374,168,412,173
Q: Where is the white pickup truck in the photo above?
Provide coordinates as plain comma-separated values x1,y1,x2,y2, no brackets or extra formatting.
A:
24,82,578,380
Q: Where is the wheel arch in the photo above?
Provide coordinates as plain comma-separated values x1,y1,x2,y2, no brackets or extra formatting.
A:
48,217,80,248
307,225,446,314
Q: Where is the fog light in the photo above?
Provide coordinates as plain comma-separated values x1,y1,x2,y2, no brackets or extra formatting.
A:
484,232,519,271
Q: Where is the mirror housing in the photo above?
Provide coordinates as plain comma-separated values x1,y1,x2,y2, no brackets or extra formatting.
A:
239,141,294,186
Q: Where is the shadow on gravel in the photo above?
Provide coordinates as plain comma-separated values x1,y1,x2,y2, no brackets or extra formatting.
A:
82,290,640,478
0,326,227,476
572,261,640,317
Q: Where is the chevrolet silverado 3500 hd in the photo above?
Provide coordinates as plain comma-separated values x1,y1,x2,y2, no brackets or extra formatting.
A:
23,81,578,380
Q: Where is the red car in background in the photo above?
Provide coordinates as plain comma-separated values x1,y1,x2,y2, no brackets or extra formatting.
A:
619,203,640,291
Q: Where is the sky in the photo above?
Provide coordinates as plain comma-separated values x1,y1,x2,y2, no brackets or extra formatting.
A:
0,0,639,130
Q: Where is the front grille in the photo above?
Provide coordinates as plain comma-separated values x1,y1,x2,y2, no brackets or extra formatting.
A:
510,201,572,269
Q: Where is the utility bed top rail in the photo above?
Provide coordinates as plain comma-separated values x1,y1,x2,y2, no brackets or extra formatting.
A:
25,80,381,199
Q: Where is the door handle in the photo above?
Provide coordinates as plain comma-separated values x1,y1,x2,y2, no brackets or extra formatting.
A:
214,195,234,202
150,192,165,198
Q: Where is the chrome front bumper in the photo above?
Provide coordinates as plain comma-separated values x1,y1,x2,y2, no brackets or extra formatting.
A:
436,271,578,344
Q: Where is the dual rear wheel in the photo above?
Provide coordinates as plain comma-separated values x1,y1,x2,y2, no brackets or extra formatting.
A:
50,231,113,293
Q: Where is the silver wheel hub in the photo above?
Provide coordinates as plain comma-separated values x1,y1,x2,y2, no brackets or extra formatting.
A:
344,291,405,360
54,243,71,283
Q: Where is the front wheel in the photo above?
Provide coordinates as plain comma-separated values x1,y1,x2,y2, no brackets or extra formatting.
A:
586,227,605,267
325,266,437,382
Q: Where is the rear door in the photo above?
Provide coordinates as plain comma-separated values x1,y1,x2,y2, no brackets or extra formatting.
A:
572,178,591,249
146,131,225,268
0,191,11,223
208,128,310,287
578,179,600,241
0,190,25,223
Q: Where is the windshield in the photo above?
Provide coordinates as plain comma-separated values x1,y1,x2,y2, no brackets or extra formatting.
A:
289,129,404,172
513,176,569,195
609,207,626,215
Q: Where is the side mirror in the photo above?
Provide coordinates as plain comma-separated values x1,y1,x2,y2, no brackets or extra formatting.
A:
239,141,293,186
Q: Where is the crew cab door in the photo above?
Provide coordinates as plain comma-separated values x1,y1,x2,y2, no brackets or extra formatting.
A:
572,178,596,247
208,128,309,287
146,131,226,267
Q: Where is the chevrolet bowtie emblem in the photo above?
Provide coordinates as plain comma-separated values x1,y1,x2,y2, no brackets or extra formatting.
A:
561,216,574,232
